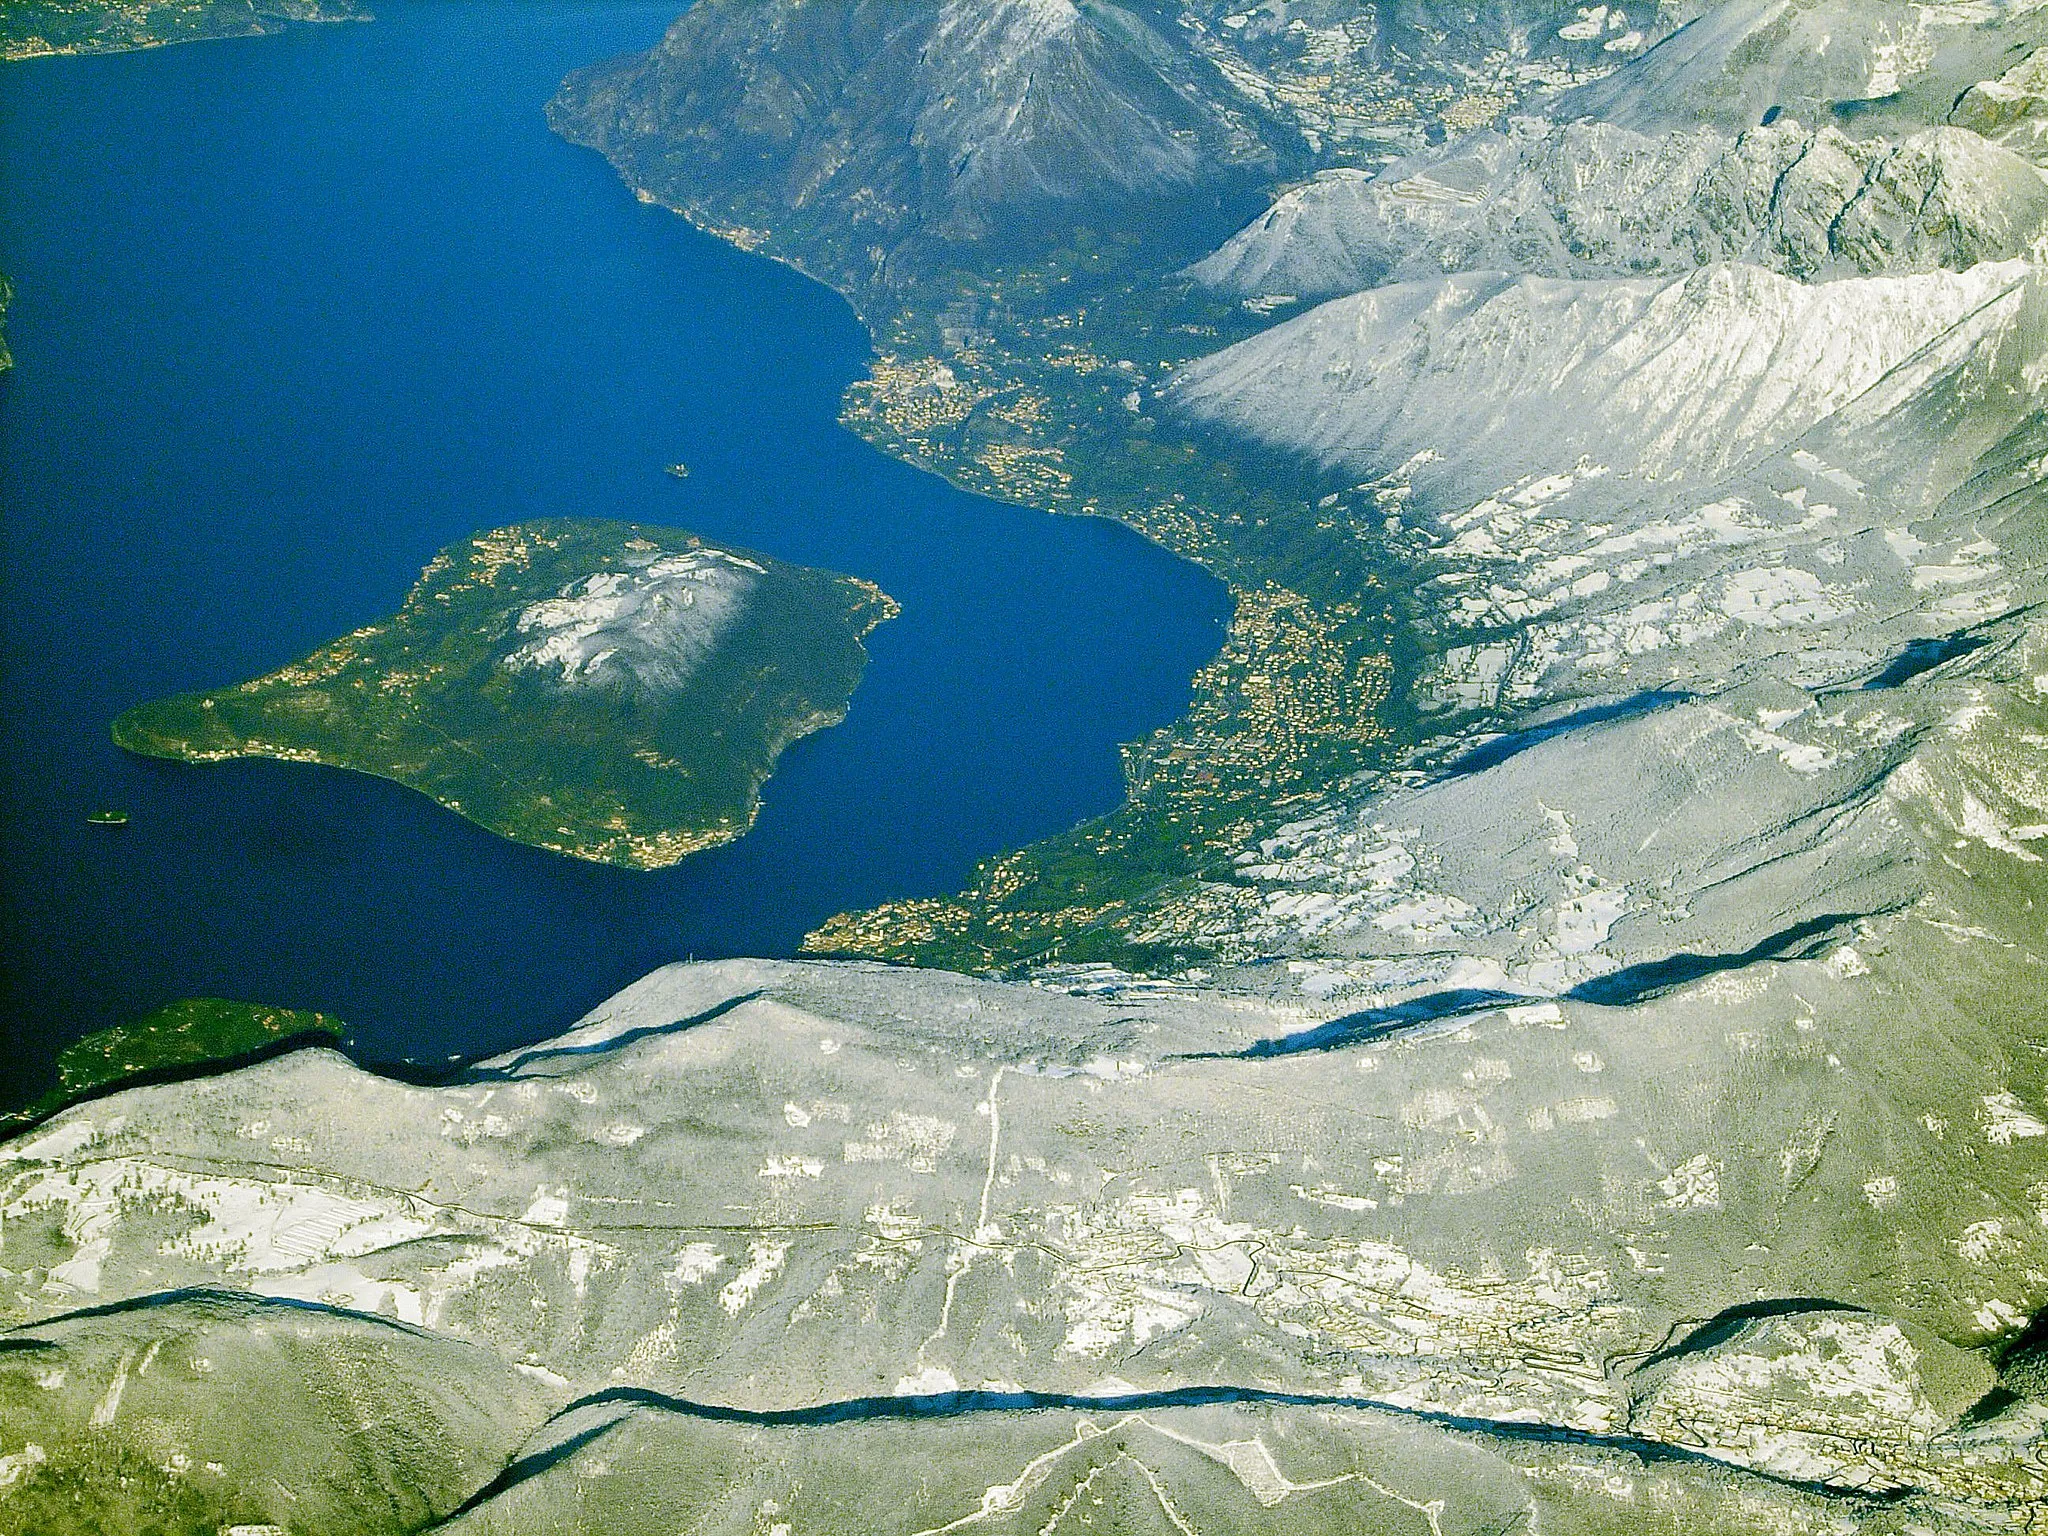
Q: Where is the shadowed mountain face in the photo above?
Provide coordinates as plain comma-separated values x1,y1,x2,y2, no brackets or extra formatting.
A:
547,0,1299,278
544,0,1713,289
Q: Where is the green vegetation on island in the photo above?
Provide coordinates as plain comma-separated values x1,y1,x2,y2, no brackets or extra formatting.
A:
113,519,898,869
0,0,366,62
1,997,343,1130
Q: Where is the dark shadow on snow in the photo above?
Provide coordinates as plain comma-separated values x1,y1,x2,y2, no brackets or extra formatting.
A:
1627,1298,1863,1375
1197,989,1532,1060
1565,913,1860,1008
1440,690,1689,779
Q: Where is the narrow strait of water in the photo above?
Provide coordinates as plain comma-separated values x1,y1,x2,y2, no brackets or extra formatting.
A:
0,1,1230,1089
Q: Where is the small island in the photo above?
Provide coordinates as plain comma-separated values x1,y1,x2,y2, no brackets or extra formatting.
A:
114,519,898,868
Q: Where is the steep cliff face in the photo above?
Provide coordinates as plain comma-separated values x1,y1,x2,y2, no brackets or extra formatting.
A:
547,0,1298,280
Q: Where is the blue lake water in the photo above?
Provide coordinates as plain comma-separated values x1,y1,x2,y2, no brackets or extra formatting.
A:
0,1,1230,1091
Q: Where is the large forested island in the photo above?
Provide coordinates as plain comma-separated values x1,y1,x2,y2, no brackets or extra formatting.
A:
114,520,898,868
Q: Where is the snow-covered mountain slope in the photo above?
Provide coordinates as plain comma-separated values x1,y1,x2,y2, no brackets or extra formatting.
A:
1168,251,2045,749
1187,0,2048,307
1555,0,2048,134
9,949,2048,1523
1139,208,2048,1133
1190,118,2048,300
1171,258,2034,489
546,0,1706,288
